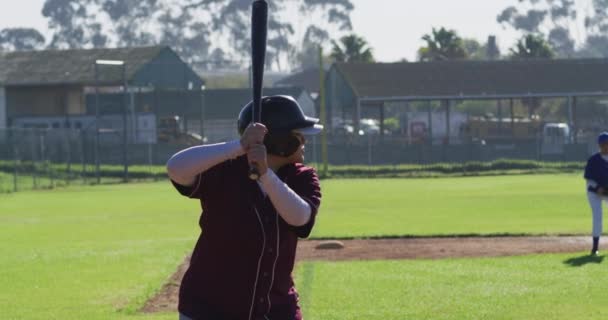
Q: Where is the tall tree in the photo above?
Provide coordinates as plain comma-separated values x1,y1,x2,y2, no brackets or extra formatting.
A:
209,0,354,70
102,0,160,47
463,38,484,60
457,36,501,60
496,0,608,57
330,34,374,63
486,35,501,60
295,25,331,69
509,34,555,59
509,34,554,118
418,27,467,61
0,28,46,51
43,0,107,48
40,0,354,70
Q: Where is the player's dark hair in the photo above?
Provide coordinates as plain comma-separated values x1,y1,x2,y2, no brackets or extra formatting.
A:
264,133,301,157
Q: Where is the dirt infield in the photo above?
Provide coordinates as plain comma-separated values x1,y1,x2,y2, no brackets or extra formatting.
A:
141,236,601,313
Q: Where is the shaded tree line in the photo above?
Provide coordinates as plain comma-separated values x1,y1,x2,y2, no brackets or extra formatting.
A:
498,0,608,58
5,0,608,69
417,1,608,62
0,0,355,71
417,27,554,62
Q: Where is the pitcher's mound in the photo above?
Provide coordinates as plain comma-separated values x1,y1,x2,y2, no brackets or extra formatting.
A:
141,236,596,313
315,240,345,250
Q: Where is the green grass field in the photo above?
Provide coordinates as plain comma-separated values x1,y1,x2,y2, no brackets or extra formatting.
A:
0,174,603,319
0,158,586,193
0,171,131,194
295,254,608,320
314,173,592,238
0,183,198,320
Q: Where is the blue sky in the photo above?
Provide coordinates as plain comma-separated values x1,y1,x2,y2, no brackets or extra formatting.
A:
1,0,522,62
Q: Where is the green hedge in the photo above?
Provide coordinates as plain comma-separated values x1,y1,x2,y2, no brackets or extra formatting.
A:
0,159,585,181
311,159,585,178
0,160,167,180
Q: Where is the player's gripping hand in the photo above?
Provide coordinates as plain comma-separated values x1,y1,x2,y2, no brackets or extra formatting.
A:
240,123,268,150
247,143,268,176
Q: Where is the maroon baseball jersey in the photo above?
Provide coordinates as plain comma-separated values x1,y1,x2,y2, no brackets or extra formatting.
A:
171,156,321,320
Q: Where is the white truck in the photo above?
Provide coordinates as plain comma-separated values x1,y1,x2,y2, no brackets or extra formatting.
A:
540,123,571,155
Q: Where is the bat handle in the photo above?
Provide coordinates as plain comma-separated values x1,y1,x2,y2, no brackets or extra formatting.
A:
249,163,261,180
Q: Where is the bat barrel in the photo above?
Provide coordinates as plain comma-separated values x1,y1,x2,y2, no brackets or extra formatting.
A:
251,0,268,124
249,0,269,180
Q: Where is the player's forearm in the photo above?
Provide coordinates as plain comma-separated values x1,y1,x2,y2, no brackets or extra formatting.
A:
259,170,311,227
166,140,244,186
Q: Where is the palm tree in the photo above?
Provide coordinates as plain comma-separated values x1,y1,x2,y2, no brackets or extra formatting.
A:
418,27,468,61
330,34,374,63
510,34,555,59
486,35,501,60
510,34,554,117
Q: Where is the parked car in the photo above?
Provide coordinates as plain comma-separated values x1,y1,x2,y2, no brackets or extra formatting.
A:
332,119,390,136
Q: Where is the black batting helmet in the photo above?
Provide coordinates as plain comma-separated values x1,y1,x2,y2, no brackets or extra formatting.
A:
237,95,323,157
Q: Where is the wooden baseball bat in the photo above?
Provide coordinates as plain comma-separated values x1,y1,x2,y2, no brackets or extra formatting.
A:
249,0,268,180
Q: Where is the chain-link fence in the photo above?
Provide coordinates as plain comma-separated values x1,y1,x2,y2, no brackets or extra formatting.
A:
0,127,178,193
3,94,606,193
304,133,596,166
0,123,596,193
313,96,608,166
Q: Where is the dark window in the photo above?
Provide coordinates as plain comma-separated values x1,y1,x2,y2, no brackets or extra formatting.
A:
52,122,60,129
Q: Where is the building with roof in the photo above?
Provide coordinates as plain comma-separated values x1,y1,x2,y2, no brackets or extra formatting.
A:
199,87,314,142
0,46,203,129
326,59,608,143
274,67,322,96
75,86,314,143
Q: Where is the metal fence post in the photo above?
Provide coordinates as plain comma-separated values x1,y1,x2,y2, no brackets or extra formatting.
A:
200,87,206,141
122,64,128,182
46,132,54,189
94,62,101,185
31,130,38,190
66,129,72,184
12,129,18,192
312,135,318,165
81,129,87,184
39,132,46,189
148,142,153,179
367,133,373,166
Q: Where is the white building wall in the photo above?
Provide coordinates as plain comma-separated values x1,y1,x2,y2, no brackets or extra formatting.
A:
12,113,157,144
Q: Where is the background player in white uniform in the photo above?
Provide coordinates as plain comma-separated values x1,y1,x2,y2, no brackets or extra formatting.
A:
584,132,608,256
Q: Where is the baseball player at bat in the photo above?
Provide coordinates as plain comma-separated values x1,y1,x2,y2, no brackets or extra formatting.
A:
167,95,323,320
584,132,608,256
